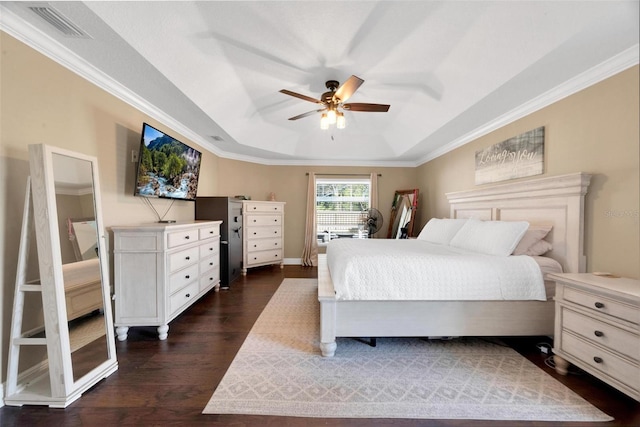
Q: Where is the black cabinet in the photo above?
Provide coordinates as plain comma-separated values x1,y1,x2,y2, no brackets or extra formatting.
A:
195,197,243,289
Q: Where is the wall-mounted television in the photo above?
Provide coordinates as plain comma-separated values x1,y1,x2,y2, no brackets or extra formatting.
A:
134,123,202,201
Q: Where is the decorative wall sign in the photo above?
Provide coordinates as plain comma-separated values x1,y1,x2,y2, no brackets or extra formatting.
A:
475,126,544,185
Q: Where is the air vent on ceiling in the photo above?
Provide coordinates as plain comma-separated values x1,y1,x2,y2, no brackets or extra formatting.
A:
28,5,91,38
211,136,225,142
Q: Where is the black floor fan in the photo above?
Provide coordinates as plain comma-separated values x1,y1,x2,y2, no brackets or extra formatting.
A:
363,208,383,238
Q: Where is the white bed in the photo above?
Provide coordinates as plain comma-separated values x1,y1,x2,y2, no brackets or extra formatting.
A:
318,172,591,357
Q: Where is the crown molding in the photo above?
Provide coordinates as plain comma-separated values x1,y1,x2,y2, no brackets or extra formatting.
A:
417,44,639,166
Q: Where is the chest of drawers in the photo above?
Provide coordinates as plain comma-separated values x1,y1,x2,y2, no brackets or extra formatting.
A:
242,201,285,275
112,221,221,340
549,273,639,401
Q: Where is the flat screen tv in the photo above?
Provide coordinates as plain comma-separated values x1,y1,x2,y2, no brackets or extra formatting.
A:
134,123,202,201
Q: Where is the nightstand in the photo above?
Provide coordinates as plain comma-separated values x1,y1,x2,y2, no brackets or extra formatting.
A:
548,273,639,401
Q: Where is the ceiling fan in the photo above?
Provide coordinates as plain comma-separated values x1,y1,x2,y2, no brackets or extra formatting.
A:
279,75,390,129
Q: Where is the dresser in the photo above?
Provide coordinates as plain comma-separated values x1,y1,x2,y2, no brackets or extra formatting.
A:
549,273,639,401
112,221,221,340
242,201,285,275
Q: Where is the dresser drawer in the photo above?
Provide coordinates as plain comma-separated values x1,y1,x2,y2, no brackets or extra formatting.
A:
246,226,282,239
199,240,219,258
246,249,282,266
244,202,283,213
561,332,639,392
246,214,282,226
168,263,199,294
562,308,639,361
168,246,199,272
200,255,219,273
199,268,219,292
167,229,199,248
169,281,200,316
199,225,219,240
246,237,282,252
564,286,638,324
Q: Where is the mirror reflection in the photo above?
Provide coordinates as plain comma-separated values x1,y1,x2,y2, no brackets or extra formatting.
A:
387,189,419,239
52,153,109,382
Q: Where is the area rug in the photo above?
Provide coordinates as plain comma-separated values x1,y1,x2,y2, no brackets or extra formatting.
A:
203,279,612,421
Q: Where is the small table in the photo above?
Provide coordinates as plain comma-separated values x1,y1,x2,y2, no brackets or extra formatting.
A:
548,273,639,401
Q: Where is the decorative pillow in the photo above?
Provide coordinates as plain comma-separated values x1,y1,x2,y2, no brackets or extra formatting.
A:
513,225,553,256
449,219,529,256
416,218,468,245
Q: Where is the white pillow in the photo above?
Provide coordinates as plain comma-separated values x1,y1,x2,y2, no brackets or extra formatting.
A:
449,219,529,256
513,225,553,256
417,218,468,245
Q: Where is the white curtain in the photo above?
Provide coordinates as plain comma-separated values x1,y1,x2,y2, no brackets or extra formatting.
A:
301,172,318,266
370,172,379,237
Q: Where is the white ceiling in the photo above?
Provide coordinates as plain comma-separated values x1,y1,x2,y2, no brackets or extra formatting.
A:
1,1,638,166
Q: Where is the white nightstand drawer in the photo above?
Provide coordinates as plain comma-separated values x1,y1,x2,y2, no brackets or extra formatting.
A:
167,229,199,248
561,332,639,392
562,308,639,361
168,246,199,272
168,263,199,294
564,286,638,324
246,249,282,266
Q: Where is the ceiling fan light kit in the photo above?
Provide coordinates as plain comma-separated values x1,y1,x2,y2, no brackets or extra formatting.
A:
280,75,390,131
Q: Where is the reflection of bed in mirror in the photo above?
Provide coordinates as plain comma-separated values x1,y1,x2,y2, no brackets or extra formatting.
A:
62,258,103,321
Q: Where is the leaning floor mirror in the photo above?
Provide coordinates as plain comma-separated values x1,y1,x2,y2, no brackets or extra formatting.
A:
4,144,118,408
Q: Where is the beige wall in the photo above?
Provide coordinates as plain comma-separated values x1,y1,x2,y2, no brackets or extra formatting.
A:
208,161,418,256
417,66,639,279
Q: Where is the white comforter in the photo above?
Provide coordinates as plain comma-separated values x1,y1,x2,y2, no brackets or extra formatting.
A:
326,239,546,301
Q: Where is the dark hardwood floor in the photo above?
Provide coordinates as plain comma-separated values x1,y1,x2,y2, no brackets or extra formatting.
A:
2,265,638,426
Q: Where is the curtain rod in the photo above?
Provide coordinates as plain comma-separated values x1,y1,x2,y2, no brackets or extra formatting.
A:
306,173,382,177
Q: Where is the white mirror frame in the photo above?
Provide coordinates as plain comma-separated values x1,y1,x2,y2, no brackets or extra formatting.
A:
27,143,117,407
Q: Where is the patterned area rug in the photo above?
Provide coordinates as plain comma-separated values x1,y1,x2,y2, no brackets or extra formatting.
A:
203,279,612,421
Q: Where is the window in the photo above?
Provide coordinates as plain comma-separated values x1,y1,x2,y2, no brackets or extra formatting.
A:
316,178,370,244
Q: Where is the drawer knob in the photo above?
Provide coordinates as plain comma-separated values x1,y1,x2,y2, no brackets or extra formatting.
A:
254,232,257,235
185,236,190,240
185,256,190,260
209,231,214,234
594,330,604,337
275,254,278,258
594,302,605,309
253,207,257,210
209,262,213,266
593,356,603,364
253,257,257,260
185,275,190,279
186,293,191,298
209,247,214,251
274,231,277,234
254,244,257,248
274,219,278,222
253,219,257,222
209,277,214,281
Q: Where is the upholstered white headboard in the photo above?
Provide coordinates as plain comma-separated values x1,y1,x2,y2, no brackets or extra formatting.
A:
446,172,591,274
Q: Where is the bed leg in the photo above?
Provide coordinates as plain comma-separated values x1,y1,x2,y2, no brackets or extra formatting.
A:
320,341,337,357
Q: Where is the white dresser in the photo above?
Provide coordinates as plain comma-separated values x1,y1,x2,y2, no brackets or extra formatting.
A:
112,221,221,340
549,273,639,401
242,201,285,275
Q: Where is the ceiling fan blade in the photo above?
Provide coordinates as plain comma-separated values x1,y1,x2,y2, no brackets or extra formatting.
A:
288,108,327,121
280,89,324,104
343,103,390,112
334,75,364,103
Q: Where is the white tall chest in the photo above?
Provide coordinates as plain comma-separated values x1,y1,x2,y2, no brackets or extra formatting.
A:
242,201,285,275
112,220,221,340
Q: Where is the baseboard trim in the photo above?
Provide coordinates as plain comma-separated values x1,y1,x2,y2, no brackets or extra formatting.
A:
283,258,302,265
